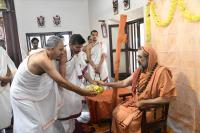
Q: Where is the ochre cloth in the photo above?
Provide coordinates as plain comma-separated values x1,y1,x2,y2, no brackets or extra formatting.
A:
114,14,127,80
111,47,176,133
86,88,131,123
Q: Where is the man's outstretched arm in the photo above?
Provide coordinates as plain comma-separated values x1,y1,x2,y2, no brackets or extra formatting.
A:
97,74,133,88
40,58,97,96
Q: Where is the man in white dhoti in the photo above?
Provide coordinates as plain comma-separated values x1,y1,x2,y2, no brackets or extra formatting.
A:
0,40,17,131
58,34,96,133
88,30,109,82
10,36,97,133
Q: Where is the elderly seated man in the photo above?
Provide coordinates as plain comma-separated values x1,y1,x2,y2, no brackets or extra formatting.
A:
97,46,176,133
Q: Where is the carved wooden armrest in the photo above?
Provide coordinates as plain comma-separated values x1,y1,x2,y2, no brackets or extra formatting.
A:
139,102,169,111
139,102,169,124
118,93,133,101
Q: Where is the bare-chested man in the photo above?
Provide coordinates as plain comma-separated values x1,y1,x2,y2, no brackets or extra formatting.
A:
10,36,97,133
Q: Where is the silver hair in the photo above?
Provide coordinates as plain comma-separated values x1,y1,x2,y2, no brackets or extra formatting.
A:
45,36,63,48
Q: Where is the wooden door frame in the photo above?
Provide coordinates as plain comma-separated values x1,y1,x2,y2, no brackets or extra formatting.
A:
3,0,22,67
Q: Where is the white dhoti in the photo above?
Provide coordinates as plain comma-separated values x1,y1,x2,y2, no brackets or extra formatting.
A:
0,84,12,130
58,48,88,133
88,41,109,81
0,47,17,129
10,55,64,133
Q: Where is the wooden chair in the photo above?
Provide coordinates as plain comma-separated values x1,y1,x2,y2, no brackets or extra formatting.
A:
119,93,169,133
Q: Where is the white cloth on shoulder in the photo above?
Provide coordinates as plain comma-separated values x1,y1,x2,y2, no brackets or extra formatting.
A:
59,47,88,118
0,47,17,129
58,47,88,132
10,50,64,133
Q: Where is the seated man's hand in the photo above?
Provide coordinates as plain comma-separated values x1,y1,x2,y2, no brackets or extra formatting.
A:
96,80,107,86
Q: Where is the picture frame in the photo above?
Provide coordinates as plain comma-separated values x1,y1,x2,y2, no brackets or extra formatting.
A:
37,16,45,27
113,0,118,15
26,31,72,52
53,15,61,26
101,21,108,38
124,0,130,10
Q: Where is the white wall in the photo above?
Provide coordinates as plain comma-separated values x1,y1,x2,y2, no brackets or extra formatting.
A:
88,0,145,30
14,0,90,58
88,0,145,80
14,0,145,78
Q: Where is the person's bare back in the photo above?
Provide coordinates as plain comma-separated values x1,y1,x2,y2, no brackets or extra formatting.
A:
27,50,48,76
26,36,97,97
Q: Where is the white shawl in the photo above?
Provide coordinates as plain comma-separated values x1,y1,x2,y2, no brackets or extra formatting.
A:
58,47,87,119
10,50,63,133
0,47,16,129
0,47,16,89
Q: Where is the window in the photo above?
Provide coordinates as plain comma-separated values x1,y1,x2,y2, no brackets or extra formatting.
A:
26,31,72,51
109,18,144,80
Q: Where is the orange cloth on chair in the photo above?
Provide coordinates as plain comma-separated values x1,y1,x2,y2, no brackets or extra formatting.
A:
86,88,131,123
111,47,176,133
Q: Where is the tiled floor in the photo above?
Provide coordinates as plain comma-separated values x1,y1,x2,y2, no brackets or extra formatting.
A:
1,102,110,133
1,122,111,133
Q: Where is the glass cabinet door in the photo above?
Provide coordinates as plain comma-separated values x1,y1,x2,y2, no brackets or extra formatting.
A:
26,31,72,52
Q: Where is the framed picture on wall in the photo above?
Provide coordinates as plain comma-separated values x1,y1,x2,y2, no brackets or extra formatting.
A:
124,0,130,10
37,16,45,27
53,15,61,26
101,21,108,38
26,31,72,52
113,0,118,15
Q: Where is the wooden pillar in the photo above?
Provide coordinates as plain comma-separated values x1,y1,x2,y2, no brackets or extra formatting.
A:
3,0,22,67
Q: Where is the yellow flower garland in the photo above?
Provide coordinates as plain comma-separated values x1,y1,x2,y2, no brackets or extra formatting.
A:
145,4,151,43
145,0,200,42
178,0,200,22
151,0,177,27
